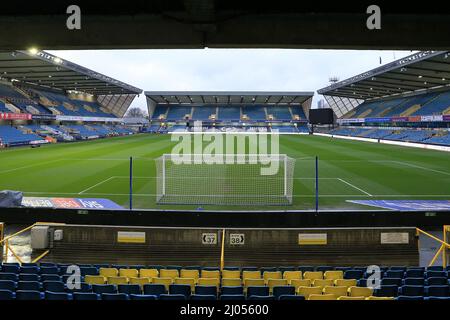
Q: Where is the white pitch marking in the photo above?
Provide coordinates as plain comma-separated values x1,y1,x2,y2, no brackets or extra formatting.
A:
337,178,373,197
0,159,63,174
389,161,450,176
78,176,118,195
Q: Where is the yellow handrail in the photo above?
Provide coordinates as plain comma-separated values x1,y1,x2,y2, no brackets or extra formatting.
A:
0,223,37,245
32,250,50,264
220,229,226,271
416,227,450,267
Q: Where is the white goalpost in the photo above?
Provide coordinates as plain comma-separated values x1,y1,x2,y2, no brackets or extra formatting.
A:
155,154,295,206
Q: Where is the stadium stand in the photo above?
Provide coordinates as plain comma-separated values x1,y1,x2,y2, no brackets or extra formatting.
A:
0,126,45,145
0,263,447,300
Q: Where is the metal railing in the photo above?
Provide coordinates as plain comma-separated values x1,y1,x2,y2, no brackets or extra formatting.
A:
416,226,450,268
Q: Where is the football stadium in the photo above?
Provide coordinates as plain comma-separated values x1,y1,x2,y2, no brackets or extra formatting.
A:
0,3,449,307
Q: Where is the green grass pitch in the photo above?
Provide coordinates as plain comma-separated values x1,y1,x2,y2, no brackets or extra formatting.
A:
0,133,449,211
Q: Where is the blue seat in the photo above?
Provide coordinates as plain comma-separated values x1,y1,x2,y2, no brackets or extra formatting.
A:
220,294,246,300
279,295,305,300
202,267,220,272
102,293,129,300
273,286,295,299
374,285,398,297
241,267,258,272
0,280,16,291
405,269,425,278
261,267,277,273
20,266,39,274
344,270,364,280
298,266,315,273
15,290,43,300
43,281,66,293
45,291,72,300
0,289,14,300
166,265,182,271
316,266,334,272
147,265,163,270
0,273,18,282
80,267,98,276
426,277,448,286
128,265,145,270
19,274,40,282
221,286,244,295
426,271,447,278
129,294,158,300
40,266,60,275
403,278,425,286
425,285,449,297
160,294,186,300
427,266,444,272
195,286,217,296
278,267,296,273
190,294,216,300
357,279,368,287
184,266,202,271
18,281,41,291
40,263,57,267
381,278,402,286
2,264,20,274
397,296,424,300
118,284,141,295
67,282,92,293
92,284,117,294
335,267,352,273
143,284,166,297
426,296,450,300
169,284,191,298
385,270,404,278
223,267,240,271
247,286,270,298
398,285,424,297
111,265,129,270
248,295,274,300
41,274,62,282
93,264,110,269
22,263,38,267
73,292,99,300
389,266,407,272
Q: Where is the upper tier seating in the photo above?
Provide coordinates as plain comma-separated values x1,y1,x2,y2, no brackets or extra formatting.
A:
165,107,192,121
242,106,266,120
192,106,217,120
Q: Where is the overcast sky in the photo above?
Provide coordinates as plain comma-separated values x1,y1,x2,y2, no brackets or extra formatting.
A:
48,49,415,112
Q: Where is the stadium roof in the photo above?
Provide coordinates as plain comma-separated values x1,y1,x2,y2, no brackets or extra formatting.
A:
2,2,450,50
317,51,450,117
0,50,142,96
145,91,314,105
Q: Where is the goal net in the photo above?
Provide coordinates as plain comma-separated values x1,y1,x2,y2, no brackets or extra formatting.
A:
155,154,295,206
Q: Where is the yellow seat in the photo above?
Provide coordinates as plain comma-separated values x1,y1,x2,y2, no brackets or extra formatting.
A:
349,286,373,298
198,277,220,287
222,270,240,279
140,269,159,279
129,277,151,286
84,275,105,285
180,269,200,281
119,269,138,279
323,286,349,298
99,268,118,278
174,277,196,291
309,293,337,300
263,271,282,284
159,269,179,279
152,277,173,290
313,279,335,288
107,276,128,285
283,271,302,282
242,271,261,281
335,279,357,287
338,296,366,300
267,279,288,293
201,270,220,279
222,278,242,287
324,271,344,280
290,279,311,288
303,271,323,281
297,286,323,299
366,296,394,300
244,278,265,287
